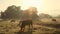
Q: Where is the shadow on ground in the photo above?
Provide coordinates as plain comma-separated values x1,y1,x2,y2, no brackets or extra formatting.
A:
15,30,33,34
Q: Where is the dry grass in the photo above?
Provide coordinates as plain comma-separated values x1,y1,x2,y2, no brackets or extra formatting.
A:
0,18,60,34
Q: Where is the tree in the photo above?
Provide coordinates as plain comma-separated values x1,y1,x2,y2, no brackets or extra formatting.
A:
28,7,38,19
1,11,6,19
59,15,60,17
39,13,52,19
21,7,39,20
1,5,22,19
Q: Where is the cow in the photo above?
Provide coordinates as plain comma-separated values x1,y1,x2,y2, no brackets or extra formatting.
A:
52,18,57,23
19,20,33,32
52,19,56,21
10,19,15,22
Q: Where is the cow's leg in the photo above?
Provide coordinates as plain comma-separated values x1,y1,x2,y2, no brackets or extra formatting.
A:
21,27,25,32
28,25,30,31
31,23,33,31
20,26,23,31
22,26,25,31
20,25,25,32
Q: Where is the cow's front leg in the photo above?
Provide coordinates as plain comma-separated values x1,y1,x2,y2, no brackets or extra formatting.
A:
22,26,25,32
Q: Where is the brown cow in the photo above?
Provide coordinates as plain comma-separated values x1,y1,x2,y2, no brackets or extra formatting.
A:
52,18,57,23
52,19,56,21
19,20,33,31
10,19,15,22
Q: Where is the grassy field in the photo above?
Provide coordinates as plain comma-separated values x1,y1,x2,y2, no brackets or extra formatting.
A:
0,18,60,34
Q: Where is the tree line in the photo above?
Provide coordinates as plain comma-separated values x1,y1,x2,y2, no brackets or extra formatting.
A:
1,5,59,20
0,5,38,20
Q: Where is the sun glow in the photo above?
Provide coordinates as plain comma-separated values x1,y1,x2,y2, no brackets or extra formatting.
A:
21,0,43,10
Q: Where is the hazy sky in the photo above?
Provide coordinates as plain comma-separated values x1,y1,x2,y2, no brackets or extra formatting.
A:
0,0,60,16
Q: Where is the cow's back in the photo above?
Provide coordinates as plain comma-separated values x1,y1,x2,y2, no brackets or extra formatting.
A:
22,20,32,25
